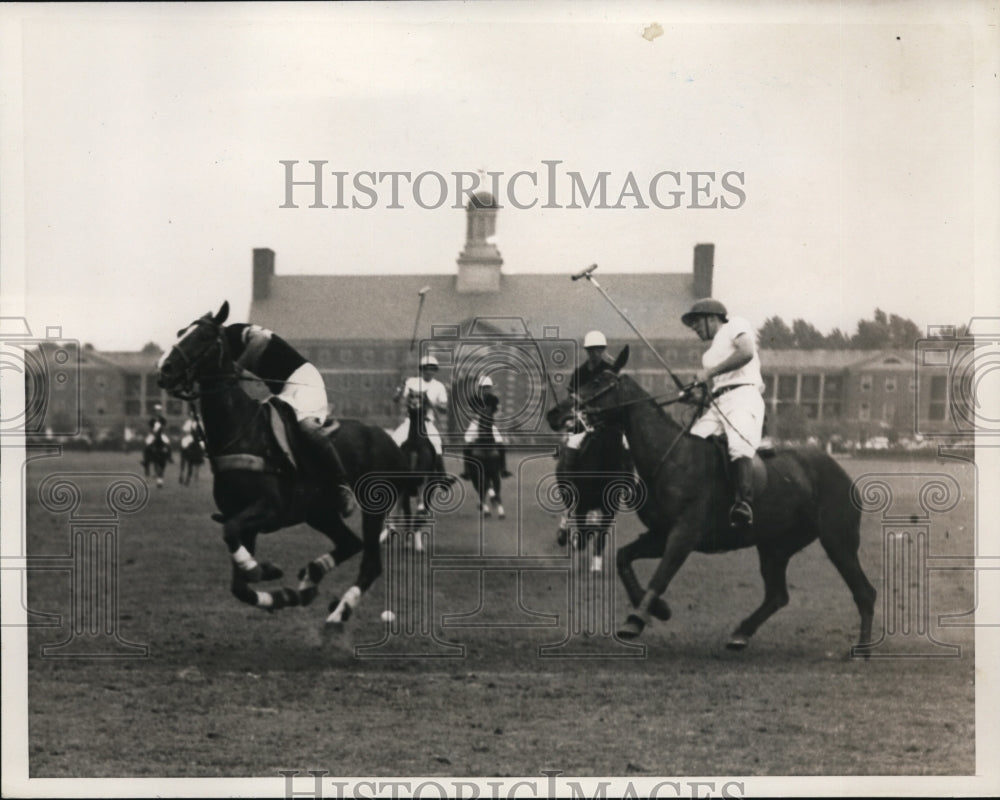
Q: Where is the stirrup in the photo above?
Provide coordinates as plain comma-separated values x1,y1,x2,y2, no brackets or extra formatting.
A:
729,501,753,528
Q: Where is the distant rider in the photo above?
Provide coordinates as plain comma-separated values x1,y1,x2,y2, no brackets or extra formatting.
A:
392,355,452,481
142,402,172,467
461,376,512,479
223,323,355,517
681,298,766,527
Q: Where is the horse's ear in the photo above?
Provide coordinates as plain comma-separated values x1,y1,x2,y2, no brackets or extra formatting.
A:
612,345,630,373
213,301,230,325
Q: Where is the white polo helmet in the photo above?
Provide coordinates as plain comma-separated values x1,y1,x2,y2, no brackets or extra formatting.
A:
478,376,494,388
419,355,439,369
583,330,607,349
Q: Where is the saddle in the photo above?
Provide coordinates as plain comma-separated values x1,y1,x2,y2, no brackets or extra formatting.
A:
211,398,340,475
708,435,770,496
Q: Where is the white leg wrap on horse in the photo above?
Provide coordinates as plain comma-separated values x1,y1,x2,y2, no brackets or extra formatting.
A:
255,591,274,608
233,546,258,572
327,585,361,623
317,552,336,572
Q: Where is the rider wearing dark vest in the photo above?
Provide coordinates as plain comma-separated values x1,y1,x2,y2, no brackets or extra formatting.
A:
561,331,616,471
223,323,355,517
461,377,513,480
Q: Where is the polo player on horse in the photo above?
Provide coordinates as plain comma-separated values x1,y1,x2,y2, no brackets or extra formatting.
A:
224,322,356,517
461,375,512,479
561,330,617,470
392,355,451,480
682,298,766,528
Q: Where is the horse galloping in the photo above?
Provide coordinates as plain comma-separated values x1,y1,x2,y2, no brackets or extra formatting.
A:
179,435,206,485
551,411,634,572
577,348,876,653
156,301,409,633
141,437,171,488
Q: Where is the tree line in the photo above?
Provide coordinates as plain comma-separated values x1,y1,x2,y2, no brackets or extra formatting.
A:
756,308,961,350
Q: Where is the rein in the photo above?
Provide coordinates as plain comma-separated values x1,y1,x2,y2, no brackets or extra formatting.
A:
581,374,708,485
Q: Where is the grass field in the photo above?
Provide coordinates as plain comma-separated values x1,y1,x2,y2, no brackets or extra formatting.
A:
21,449,977,778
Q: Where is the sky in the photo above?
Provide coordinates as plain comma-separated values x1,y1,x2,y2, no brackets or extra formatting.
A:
2,2,998,352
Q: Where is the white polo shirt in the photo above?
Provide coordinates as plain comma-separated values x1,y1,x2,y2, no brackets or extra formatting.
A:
401,376,449,422
702,316,764,392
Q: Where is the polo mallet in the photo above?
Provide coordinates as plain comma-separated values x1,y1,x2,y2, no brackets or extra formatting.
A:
409,286,431,355
571,264,687,392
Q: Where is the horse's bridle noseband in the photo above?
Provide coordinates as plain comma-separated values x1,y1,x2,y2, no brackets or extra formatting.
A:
164,318,235,400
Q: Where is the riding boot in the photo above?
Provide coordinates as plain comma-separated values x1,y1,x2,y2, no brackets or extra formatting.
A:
435,453,456,485
499,444,513,478
561,445,581,472
729,456,754,528
460,448,474,480
299,418,356,517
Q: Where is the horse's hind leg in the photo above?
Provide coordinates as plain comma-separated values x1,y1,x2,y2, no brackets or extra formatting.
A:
326,511,384,628
299,514,364,606
616,532,672,621
818,520,877,651
729,546,792,649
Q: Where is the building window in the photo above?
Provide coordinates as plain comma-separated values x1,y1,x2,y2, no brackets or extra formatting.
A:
860,375,873,392
166,399,183,416
883,402,896,423
363,349,375,364
825,403,841,419
929,375,948,420
125,400,141,416
885,376,897,392
859,403,871,421
762,374,775,399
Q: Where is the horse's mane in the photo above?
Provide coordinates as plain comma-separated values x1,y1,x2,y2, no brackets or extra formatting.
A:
618,373,685,430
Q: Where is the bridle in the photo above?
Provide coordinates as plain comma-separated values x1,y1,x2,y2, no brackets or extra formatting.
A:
163,318,240,401
577,371,709,483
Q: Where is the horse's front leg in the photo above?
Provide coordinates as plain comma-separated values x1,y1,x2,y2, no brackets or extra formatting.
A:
221,502,283,585
618,514,701,639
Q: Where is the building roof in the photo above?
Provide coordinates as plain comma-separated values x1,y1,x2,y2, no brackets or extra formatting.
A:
249,271,698,344
759,349,916,372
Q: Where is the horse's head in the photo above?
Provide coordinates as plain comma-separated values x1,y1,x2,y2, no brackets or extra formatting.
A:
576,345,631,426
157,301,231,397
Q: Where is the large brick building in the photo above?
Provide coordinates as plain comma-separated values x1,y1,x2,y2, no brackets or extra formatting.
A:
247,193,711,439
24,194,960,447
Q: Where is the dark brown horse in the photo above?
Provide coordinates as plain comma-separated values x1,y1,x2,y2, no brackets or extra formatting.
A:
157,302,408,632
577,348,876,653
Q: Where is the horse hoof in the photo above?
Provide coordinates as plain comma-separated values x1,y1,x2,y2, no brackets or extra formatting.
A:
327,595,340,613
496,505,505,520
258,561,283,582
649,597,672,621
617,614,646,640
242,565,264,583
323,620,346,638
298,586,318,607
726,634,750,651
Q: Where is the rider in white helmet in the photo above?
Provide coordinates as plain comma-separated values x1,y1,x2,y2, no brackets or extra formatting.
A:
682,298,766,528
461,375,512,479
392,355,451,478
560,330,615,470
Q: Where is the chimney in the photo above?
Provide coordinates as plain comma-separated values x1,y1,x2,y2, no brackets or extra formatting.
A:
456,192,503,293
253,248,275,300
693,243,714,298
